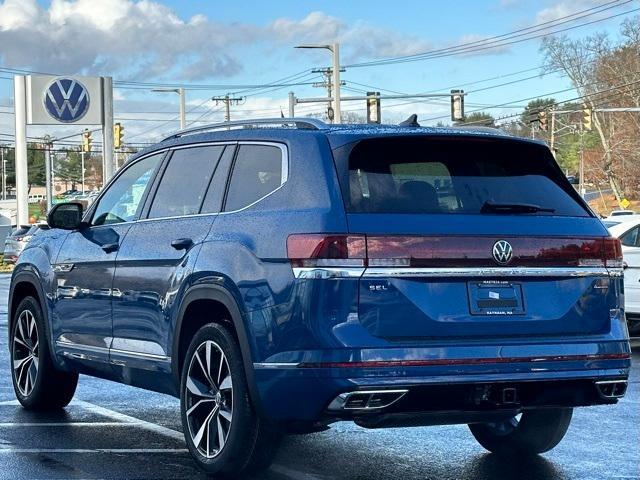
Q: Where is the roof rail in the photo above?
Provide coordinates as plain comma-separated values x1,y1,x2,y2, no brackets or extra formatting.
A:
161,117,328,142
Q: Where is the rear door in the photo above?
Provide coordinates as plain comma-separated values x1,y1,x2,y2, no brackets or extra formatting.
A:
333,135,619,340
110,144,233,369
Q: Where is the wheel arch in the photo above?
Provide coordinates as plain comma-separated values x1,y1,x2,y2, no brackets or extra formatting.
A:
172,284,264,415
8,269,55,363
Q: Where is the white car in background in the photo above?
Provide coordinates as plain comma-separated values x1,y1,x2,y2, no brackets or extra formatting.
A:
608,219,640,335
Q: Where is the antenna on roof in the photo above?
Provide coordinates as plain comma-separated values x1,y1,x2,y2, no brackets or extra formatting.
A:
399,114,420,127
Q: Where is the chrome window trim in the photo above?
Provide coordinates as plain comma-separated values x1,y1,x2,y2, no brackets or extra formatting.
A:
362,266,617,278
220,141,289,215
116,141,289,223
85,148,170,227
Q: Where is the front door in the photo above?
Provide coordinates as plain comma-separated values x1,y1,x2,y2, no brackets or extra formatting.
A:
53,152,164,365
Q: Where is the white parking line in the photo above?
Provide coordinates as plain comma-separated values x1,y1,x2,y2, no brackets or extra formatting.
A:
74,400,185,442
0,398,185,443
0,448,189,454
0,422,146,427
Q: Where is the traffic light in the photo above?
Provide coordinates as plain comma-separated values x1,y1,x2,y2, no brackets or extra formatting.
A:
538,110,548,131
366,91,381,124
582,107,593,131
114,122,124,148
450,89,464,122
82,130,92,153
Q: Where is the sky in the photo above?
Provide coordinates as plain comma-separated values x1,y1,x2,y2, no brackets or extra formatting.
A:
0,0,638,145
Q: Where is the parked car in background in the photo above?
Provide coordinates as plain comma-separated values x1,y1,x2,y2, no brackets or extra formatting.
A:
608,210,636,217
602,214,640,229
608,219,640,335
3,223,47,263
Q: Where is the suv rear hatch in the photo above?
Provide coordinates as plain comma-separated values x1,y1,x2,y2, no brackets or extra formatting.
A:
329,134,621,340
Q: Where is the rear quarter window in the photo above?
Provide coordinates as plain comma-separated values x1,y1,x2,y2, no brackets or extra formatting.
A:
337,136,590,217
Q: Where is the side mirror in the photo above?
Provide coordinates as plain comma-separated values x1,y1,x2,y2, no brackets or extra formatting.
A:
47,202,84,230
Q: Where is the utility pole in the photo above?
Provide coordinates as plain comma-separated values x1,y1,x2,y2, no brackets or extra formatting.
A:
288,92,295,117
550,108,556,158
43,136,53,212
579,123,585,198
212,95,243,122
311,67,345,123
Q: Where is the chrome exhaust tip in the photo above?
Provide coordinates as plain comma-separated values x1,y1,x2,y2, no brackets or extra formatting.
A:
327,389,408,411
595,380,627,399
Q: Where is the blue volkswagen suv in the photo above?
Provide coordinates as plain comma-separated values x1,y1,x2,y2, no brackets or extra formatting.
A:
8,118,631,476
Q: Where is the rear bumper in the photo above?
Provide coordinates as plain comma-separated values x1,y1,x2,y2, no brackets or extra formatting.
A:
252,340,631,424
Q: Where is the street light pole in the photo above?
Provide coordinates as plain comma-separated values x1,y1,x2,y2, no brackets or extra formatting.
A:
81,151,85,194
0,146,4,200
152,88,186,130
178,87,186,130
331,42,341,124
295,43,342,123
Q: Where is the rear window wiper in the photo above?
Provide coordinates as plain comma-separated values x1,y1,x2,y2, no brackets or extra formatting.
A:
480,202,556,214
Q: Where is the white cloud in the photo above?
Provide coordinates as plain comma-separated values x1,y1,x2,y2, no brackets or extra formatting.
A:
535,0,607,24
0,4,450,79
268,11,433,62
0,0,253,80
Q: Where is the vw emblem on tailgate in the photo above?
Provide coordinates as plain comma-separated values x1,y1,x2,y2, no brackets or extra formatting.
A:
492,240,513,265
44,78,90,123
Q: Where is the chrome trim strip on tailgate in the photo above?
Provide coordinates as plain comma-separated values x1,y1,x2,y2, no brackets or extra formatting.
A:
293,266,622,279
293,267,365,279
362,267,618,278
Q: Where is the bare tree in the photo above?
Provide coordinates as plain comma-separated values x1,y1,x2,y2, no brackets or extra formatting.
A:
541,17,640,201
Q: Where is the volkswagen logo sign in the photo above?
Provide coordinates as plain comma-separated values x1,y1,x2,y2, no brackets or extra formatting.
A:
44,78,90,123
492,240,513,265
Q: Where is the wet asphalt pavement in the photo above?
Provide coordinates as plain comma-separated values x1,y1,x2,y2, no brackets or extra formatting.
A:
0,273,638,479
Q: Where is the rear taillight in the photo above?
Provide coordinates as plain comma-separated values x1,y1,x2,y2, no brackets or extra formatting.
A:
603,237,623,268
287,235,624,269
287,234,366,267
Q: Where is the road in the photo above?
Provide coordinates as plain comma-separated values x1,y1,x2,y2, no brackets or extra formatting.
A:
0,273,638,479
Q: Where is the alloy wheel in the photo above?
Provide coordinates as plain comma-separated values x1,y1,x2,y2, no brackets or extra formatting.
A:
486,413,522,435
185,340,234,459
12,310,39,397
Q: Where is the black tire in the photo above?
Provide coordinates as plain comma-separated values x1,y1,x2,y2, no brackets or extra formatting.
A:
180,322,281,477
10,296,78,410
469,408,573,455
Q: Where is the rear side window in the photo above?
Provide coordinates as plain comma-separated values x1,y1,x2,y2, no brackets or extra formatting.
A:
341,136,589,217
620,226,640,247
224,144,283,212
148,146,224,219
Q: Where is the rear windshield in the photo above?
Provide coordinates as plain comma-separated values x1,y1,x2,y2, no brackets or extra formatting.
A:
337,136,589,217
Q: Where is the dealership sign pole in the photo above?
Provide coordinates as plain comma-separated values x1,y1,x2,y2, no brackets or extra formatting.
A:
13,75,113,225
13,76,29,226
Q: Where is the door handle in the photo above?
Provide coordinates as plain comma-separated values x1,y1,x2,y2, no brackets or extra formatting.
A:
171,238,193,250
101,242,119,253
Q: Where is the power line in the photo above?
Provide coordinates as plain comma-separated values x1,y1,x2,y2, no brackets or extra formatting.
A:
424,77,640,126
345,1,636,68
